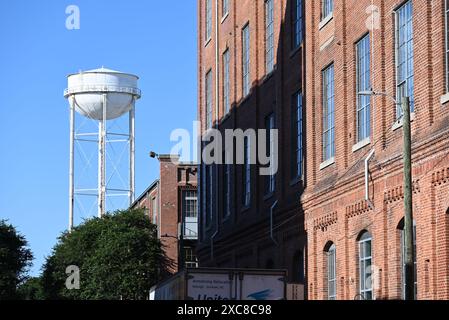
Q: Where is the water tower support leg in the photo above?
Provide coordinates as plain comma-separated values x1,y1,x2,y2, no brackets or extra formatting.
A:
129,102,135,206
69,102,75,232
98,94,107,218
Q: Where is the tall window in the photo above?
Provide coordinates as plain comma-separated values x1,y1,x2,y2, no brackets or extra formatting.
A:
206,0,212,41
356,34,371,142
395,1,414,117
322,64,335,162
183,190,198,218
242,24,251,97
243,136,251,207
446,0,449,92
222,0,229,18
292,92,303,179
292,0,303,49
265,113,276,194
151,197,157,225
265,0,275,74
223,49,230,115
359,231,373,300
400,221,417,300
327,244,337,300
206,70,213,129
321,0,333,20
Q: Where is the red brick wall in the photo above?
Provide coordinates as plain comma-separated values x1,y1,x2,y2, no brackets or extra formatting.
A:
197,0,307,284
304,0,449,300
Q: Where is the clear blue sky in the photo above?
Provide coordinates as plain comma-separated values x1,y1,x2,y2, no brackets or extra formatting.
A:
0,0,197,275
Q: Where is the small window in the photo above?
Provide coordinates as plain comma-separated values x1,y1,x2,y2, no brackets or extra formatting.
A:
327,244,337,300
184,247,199,268
358,231,373,300
183,190,198,218
151,197,157,225
321,0,333,21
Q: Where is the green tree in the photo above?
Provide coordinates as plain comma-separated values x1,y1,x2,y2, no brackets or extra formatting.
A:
0,220,33,300
17,277,45,300
42,209,169,300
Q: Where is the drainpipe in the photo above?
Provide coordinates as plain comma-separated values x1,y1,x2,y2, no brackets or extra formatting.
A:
211,0,220,261
270,200,279,246
365,149,375,209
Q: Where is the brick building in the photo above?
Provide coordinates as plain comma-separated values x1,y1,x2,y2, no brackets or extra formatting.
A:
132,155,198,274
304,0,449,300
196,0,307,286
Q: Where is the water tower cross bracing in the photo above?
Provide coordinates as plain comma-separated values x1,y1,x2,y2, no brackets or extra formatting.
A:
64,67,141,231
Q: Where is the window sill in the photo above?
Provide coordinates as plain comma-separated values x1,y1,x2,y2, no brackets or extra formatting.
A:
241,205,251,213
219,111,231,125
392,112,416,131
352,138,371,153
441,92,449,105
221,12,229,24
262,69,276,84
319,13,333,30
205,37,212,47
320,157,335,170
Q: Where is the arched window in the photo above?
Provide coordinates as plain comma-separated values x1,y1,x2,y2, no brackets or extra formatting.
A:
358,231,373,300
325,242,337,300
398,219,417,299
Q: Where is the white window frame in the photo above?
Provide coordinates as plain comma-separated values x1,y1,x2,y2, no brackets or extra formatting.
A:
321,0,333,21
206,0,212,41
223,49,230,115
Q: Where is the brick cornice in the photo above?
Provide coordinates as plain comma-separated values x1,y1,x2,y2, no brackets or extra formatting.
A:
432,167,449,186
383,180,421,204
313,211,338,231
345,200,372,219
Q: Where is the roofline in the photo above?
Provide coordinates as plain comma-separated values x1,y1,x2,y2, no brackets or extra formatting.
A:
131,179,159,208
67,69,140,79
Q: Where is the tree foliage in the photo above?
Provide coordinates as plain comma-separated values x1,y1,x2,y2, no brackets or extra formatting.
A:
42,209,168,300
0,220,33,300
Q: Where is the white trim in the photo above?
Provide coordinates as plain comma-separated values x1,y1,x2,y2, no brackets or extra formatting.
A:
441,92,449,105
320,157,335,170
352,138,371,153
319,36,334,51
318,13,333,30
221,12,229,24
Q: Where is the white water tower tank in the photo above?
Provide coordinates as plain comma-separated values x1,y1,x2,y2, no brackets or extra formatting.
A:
64,67,141,120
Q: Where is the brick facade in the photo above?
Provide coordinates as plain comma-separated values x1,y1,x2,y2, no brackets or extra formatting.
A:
304,0,449,300
132,156,198,274
197,0,307,286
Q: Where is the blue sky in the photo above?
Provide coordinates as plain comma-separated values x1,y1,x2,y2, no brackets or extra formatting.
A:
0,0,197,275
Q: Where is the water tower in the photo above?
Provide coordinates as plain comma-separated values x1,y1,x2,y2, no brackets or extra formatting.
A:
64,67,141,231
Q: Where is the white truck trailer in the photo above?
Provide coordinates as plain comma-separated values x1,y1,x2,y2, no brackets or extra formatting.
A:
150,268,287,301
